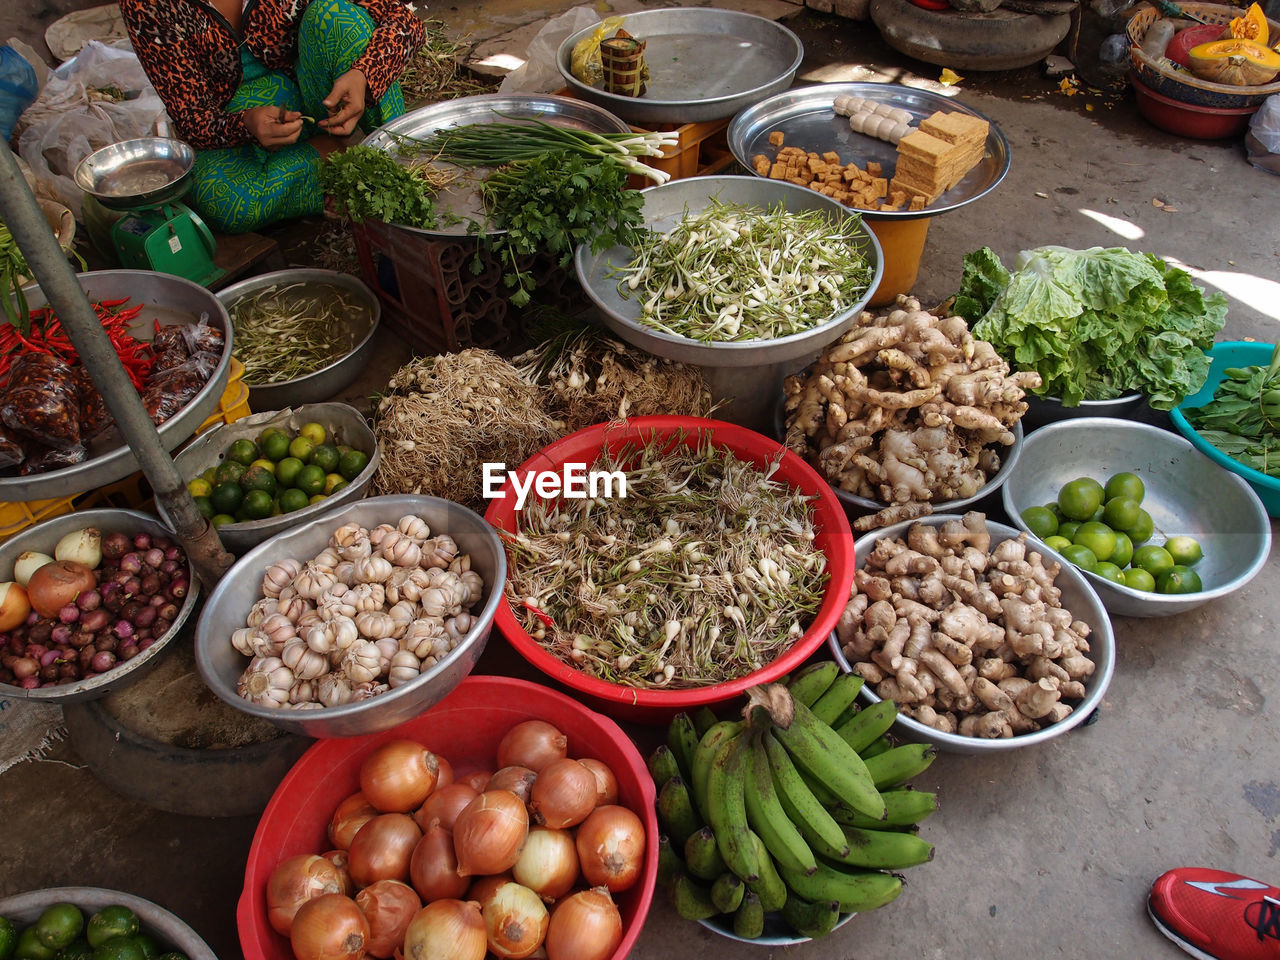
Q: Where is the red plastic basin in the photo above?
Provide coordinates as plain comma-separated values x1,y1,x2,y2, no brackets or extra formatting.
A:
1130,70,1258,138
237,675,659,960
484,415,856,725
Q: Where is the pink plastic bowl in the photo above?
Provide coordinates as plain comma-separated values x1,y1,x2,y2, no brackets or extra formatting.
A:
484,415,856,724
237,675,659,960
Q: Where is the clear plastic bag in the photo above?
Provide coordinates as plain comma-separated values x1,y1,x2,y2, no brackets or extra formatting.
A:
498,8,618,94
1247,94,1280,176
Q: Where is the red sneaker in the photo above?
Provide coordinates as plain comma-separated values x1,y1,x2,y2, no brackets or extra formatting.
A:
1149,868,1280,960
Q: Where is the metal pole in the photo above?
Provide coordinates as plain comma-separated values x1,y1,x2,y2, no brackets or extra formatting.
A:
0,142,233,589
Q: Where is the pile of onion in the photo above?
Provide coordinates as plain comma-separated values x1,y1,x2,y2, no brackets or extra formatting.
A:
0,527,190,690
266,719,645,960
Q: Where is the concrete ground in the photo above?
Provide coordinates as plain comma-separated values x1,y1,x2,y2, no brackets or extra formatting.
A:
1,2,1279,959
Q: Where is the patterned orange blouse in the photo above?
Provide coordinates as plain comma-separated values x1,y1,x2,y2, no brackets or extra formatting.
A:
119,0,425,150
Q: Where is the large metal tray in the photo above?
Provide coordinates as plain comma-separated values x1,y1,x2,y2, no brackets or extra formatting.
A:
361,94,629,238
573,175,882,369
0,270,233,501
557,9,803,125
728,82,1012,220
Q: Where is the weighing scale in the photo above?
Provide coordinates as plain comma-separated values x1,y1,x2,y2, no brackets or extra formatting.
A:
74,137,225,288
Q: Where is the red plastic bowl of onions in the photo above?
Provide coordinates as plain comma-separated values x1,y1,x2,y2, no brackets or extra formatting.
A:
239,675,659,960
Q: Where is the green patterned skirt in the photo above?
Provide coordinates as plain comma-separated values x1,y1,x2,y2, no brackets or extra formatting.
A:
190,0,407,234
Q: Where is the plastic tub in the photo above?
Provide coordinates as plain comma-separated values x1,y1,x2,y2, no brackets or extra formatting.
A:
485,415,855,724
1171,340,1280,516
238,675,658,960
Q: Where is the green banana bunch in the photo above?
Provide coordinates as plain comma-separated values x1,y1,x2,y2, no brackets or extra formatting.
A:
651,663,940,941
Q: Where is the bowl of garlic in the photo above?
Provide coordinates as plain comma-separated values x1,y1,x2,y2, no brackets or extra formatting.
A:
194,494,506,738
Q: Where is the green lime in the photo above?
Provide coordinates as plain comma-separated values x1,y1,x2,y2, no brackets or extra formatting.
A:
323,473,346,495
1158,565,1204,595
210,481,244,516
241,464,278,498
200,466,217,486
1057,520,1083,543
15,928,54,960
300,422,327,446
1058,477,1105,522
241,489,274,521
258,425,287,446
226,438,259,467
35,904,84,950
1043,535,1073,553
275,456,304,489
153,954,188,960
1105,471,1146,504
1110,530,1134,569
1060,542,1099,573
260,431,290,463
0,917,16,960
1133,544,1176,578
1073,521,1118,564
1164,535,1204,567
1102,497,1142,532
338,449,370,482
85,910,139,951
1044,501,1064,521
310,443,340,475
249,458,277,475
192,493,216,520
1127,509,1155,546
295,464,327,497
288,436,315,463
186,477,212,499
90,937,146,960
54,941,92,960
130,936,159,960
211,514,237,528
329,479,349,495
1021,505,1058,539
279,488,310,513
213,461,247,487
1123,567,1156,592
1094,561,1127,584
309,494,328,505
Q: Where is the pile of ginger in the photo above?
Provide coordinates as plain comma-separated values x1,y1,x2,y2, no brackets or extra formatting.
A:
838,513,1097,739
782,295,1040,531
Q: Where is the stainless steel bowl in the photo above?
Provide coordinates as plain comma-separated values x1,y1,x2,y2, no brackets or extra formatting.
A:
0,887,216,960
0,270,233,502
216,268,380,409
194,494,506,739
0,509,201,704
154,403,381,556
1001,418,1271,618
830,515,1116,754
1021,391,1148,432
73,138,195,210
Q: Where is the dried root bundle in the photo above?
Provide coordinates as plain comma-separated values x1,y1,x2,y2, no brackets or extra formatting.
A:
838,513,1097,739
782,295,1040,531
371,349,558,511
515,329,713,432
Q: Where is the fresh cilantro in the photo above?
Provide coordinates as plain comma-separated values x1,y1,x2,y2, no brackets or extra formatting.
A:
319,146,438,229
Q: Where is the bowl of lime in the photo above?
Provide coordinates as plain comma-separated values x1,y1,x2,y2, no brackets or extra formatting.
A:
157,403,380,555
1001,418,1270,618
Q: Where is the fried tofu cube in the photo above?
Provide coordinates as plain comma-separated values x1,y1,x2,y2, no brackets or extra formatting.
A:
769,162,788,179
754,156,771,176
866,161,882,177
822,151,842,164
768,130,785,147
871,177,888,198
908,195,928,211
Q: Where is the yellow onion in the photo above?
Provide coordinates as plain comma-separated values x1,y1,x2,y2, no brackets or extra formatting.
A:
347,813,422,888
321,849,355,896
453,789,529,877
359,740,441,813
355,879,421,959
545,888,622,960
401,899,486,960
575,806,645,893
329,791,379,851
436,755,455,789
483,882,549,960
289,893,369,960
460,768,495,792
512,826,578,902
266,853,346,936
496,720,568,773
488,765,538,806
528,758,597,830
0,582,30,633
409,818,469,903
414,782,479,833
577,758,618,807
467,872,514,910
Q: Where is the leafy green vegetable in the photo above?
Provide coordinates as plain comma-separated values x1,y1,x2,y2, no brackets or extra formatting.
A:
956,245,1227,410
475,149,644,307
1185,345,1280,477
319,146,438,229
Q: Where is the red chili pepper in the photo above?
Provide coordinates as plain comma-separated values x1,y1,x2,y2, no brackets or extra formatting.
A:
96,297,132,308
521,601,556,631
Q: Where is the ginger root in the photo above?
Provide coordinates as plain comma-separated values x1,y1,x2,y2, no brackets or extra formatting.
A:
843,513,1096,738
783,296,1040,530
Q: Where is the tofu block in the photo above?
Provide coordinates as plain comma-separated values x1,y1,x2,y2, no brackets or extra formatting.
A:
768,130,786,147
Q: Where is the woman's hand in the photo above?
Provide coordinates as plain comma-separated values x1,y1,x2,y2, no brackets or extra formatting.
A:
243,106,305,149
318,68,367,137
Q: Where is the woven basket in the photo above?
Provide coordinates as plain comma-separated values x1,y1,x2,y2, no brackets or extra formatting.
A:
1127,2,1280,107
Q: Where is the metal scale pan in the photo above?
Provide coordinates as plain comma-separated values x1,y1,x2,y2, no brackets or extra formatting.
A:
73,137,195,211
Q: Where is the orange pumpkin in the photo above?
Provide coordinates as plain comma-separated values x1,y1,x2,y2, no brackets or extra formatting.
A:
1224,2,1269,46
1187,37,1280,85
